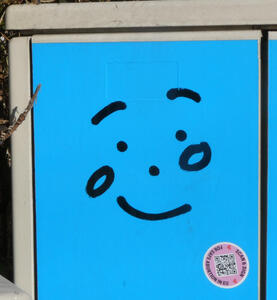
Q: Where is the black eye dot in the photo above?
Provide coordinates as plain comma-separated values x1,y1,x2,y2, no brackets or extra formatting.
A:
149,165,160,176
117,141,128,152
175,130,187,141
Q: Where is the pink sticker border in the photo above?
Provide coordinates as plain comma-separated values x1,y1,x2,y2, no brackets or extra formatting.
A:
203,242,249,289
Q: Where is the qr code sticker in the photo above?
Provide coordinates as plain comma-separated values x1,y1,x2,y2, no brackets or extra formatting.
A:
214,253,238,277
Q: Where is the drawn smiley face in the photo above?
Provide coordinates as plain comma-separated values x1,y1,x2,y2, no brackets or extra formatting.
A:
86,88,211,221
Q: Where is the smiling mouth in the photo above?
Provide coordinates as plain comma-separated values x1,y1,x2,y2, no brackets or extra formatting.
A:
117,196,192,221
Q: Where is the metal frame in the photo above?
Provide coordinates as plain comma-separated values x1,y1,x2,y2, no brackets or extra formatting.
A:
9,37,34,299
5,1,277,31
269,32,277,40
9,29,262,300
31,31,260,43
6,2,267,299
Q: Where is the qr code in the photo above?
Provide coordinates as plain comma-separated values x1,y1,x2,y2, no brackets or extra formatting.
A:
214,253,238,277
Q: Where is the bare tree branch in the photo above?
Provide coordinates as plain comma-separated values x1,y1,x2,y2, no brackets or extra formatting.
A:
0,84,41,144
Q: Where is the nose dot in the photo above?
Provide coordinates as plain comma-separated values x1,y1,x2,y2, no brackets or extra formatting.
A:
117,141,128,152
176,130,187,141
149,165,160,176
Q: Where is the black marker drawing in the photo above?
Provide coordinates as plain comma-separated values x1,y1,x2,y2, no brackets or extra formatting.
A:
91,101,127,125
86,166,115,198
117,141,128,152
176,130,187,142
149,165,160,176
167,88,201,103
179,142,211,171
117,196,192,221
86,88,211,221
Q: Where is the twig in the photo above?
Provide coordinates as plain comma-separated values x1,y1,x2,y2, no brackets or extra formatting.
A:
0,84,41,144
0,119,8,125
0,10,6,27
0,0,24,4
0,32,10,42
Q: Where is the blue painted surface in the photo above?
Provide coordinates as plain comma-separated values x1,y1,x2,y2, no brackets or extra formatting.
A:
268,40,277,300
32,40,258,300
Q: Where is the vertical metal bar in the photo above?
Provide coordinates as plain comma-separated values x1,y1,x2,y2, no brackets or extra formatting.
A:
9,36,35,299
29,38,39,300
259,30,268,300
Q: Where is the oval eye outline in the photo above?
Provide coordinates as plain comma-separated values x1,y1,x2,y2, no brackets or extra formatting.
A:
86,166,115,198
179,142,211,171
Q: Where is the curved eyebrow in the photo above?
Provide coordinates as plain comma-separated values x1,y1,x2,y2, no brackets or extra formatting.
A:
166,88,201,103
91,101,127,125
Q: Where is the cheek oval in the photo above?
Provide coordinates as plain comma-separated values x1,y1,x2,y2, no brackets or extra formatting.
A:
86,166,115,198
179,142,211,171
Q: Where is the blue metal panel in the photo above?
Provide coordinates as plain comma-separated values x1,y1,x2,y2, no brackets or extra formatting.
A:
32,40,258,300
